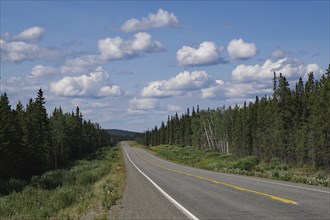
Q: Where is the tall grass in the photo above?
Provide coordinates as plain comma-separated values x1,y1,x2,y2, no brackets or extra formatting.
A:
0,146,125,219
147,144,330,187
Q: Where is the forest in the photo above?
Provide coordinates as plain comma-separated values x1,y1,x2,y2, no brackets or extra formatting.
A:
137,65,330,170
0,89,111,182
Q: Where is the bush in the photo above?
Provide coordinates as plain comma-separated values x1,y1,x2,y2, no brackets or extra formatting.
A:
270,158,288,170
305,172,330,187
102,181,118,209
0,178,27,195
31,170,65,190
76,171,99,186
51,187,77,209
206,162,220,171
146,143,330,187
278,171,293,181
233,156,260,171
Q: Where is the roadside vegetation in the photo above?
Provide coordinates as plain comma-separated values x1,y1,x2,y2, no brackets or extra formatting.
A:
136,66,330,187
0,146,125,220
142,144,329,187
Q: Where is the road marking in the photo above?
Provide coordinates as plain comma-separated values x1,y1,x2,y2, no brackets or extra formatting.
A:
123,147,199,220
142,149,330,194
132,148,298,205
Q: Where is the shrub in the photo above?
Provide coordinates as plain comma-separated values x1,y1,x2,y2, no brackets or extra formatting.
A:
233,156,260,171
102,181,118,209
270,158,288,170
51,187,77,209
278,171,293,181
0,178,27,195
206,162,221,171
76,171,99,186
31,170,65,190
305,172,330,187
270,170,279,178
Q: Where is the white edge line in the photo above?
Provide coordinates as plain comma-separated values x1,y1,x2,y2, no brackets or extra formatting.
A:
140,148,330,194
124,146,199,220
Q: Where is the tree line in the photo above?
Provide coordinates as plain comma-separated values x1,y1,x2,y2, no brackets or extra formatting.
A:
137,65,330,170
0,89,111,180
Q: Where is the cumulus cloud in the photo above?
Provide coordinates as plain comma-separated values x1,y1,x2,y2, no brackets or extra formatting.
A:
232,57,322,83
177,41,225,66
120,9,179,32
98,85,122,97
0,26,65,63
141,71,213,98
128,98,159,111
30,65,57,78
2,72,51,96
201,80,272,100
2,26,45,42
201,80,225,99
50,67,122,98
61,32,163,74
272,48,285,58
225,82,272,99
141,81,182,98
167,104,181,112
227,38,258,60
271,48,294,59
0,38,63,63
202,58,322,100
14,26,45,42
60,55,103,74
98,32,163,60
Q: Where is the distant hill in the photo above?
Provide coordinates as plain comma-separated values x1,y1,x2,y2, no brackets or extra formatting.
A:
105,129,140,144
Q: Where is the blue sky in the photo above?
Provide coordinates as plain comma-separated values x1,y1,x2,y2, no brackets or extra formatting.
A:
1,1,329,132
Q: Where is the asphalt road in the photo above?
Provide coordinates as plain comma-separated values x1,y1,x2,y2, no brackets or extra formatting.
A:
120,142,330,219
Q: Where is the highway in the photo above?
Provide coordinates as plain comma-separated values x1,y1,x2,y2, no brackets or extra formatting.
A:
120,142,330,219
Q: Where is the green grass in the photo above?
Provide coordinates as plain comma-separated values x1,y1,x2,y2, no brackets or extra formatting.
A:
142,144,330,187
0,145,125,220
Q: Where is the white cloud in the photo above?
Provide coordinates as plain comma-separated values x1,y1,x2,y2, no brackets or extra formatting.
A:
98,85,122,97
2,26,45,42
2,72,51,97
30,65,57,78
271,48,293,59
141,80,182,98
61,32,163,74
232,58,322,83
167,104,182,112
227,38,258,60
201,80,271,100
177,41,224,66
163,70,213,90
120,9,179,32
201,80,225,99
60,55,103,74
14,26,45,42
225,82,272,99
128,98,159,111
50,67,122,98
98,32,163,60
305,64,321,78
0,38,63,63
141,70,213,98
272,48,285,58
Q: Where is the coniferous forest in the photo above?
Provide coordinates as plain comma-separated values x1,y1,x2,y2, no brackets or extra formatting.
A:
0,89,111,181
137,65,330,170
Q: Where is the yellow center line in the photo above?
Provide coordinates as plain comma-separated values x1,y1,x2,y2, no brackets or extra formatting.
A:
132,148,298,205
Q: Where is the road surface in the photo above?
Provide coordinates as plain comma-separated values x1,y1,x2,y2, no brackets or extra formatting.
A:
120,142,330,219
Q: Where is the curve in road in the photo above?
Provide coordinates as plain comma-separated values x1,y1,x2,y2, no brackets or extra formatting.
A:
120,142,330,220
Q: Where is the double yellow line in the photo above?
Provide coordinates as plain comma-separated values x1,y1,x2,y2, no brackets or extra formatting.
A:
133,148,298,205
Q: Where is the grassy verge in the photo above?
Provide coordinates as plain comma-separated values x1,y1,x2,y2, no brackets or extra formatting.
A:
0,145,125,220
138,143,329,187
